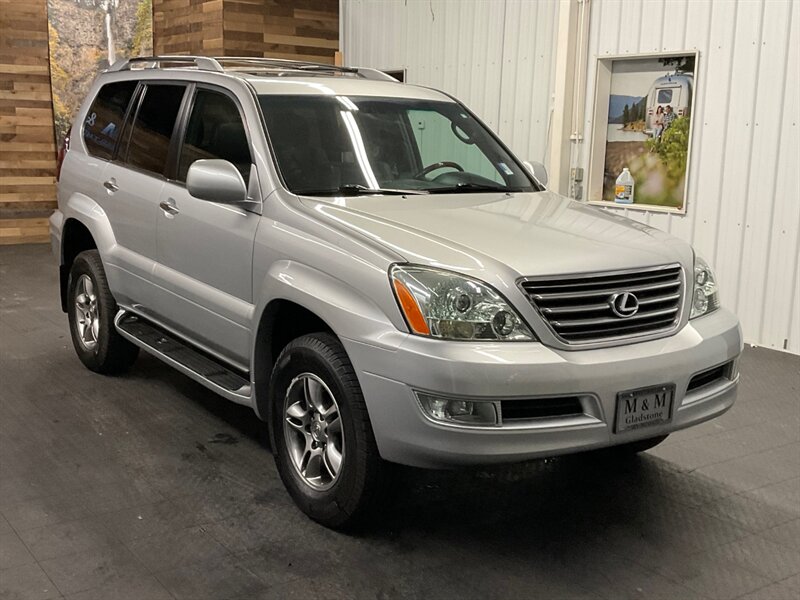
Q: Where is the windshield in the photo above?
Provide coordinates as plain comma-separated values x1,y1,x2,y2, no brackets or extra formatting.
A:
257,95,538,195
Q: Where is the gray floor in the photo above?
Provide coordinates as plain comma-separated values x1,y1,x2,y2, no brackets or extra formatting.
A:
0,244,798,600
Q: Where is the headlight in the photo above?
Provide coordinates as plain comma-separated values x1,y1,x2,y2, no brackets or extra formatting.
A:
390,264,535,341
691,255,720,319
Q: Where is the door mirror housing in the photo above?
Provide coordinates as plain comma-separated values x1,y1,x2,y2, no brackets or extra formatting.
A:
187,159,248,204
523,160,548,187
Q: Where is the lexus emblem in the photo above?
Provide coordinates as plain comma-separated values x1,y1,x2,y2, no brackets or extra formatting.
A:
609,292,640,318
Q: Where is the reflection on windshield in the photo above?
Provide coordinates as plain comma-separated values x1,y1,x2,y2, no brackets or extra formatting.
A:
257,95,537,196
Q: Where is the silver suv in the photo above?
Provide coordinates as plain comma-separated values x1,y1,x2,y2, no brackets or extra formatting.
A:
51,56,742,529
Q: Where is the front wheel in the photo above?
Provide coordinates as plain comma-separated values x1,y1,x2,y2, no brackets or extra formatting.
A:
270,333,387,530
66,250,139,374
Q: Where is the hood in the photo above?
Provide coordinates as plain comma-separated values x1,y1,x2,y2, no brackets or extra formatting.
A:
302,191,692,278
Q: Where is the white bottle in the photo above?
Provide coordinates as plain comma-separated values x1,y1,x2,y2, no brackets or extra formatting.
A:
615,167,634,204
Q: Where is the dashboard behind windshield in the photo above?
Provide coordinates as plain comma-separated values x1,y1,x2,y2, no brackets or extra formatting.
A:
257,94,538,195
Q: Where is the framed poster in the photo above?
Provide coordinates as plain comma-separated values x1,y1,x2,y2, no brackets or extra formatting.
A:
47,0,153,147
587,51,698,214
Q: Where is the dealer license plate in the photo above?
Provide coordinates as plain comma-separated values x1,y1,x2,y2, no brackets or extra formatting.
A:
615,385,674,433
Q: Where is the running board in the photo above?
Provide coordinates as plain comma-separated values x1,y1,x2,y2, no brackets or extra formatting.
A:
114,311,252,405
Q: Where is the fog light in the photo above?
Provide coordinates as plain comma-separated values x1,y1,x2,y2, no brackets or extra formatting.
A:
416,392,498,426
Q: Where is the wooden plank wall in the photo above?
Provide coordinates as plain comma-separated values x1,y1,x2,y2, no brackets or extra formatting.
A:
0,0,339,245
224,0,338,63
0,0,58,245
153,0,224,55
153,0,338,61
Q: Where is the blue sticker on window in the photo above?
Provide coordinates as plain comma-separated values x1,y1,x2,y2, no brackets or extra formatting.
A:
498,162,514,176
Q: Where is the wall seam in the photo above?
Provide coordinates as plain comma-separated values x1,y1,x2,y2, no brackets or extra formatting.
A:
756,0,794,343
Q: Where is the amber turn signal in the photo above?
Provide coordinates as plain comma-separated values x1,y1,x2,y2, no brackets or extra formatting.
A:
392,278,430,335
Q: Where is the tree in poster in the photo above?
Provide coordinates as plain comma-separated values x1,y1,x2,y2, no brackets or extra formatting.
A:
659,55,695,74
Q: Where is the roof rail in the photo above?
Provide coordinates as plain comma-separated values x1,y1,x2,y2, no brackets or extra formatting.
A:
214,56,356,73
214,57,396,81
107,56,224,72
105,55,398,82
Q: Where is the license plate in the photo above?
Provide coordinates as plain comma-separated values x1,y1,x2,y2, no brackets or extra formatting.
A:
615,384,674,433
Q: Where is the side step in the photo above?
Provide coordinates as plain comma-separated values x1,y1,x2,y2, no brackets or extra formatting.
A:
115,311,252,405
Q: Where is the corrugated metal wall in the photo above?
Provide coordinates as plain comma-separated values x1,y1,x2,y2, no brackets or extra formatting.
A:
341,0,558,165
341,0,800,354
579,0,799,353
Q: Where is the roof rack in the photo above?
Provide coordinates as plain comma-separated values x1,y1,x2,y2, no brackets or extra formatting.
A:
106,55,397,82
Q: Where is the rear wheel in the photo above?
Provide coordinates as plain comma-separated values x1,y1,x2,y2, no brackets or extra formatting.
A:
270,333,387,530
67,250,139,374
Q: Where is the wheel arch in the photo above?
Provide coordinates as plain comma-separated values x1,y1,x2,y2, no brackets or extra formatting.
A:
57,193,117,312
59,218,98,312
252,298,335,421
250,260,401,422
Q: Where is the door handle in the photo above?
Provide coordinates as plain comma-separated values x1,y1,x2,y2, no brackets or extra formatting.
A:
159,198,180,216
103,178,119,193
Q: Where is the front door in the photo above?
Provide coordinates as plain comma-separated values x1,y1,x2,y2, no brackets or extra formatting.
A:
153,86,259,368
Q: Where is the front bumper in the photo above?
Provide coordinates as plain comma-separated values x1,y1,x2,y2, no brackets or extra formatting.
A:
343,307,742,468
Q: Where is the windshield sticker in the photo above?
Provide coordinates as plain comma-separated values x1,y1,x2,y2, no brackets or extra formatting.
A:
498,162,514,176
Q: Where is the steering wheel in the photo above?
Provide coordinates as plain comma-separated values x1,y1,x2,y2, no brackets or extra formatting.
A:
414,161,465,179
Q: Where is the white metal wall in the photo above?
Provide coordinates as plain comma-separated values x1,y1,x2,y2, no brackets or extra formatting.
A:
341,0,559,165
341,0,800,353
578,0,799,353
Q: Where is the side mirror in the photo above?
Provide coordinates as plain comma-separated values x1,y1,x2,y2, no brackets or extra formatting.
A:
187,159,247,204
523,160,548,187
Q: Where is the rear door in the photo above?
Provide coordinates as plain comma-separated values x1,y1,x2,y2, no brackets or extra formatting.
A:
101,81,188,307
152,84,260,368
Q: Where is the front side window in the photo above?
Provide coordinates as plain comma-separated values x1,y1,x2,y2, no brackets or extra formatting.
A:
257,95,536,195
83,80,137,159
178,89,251,183
124,84,185,176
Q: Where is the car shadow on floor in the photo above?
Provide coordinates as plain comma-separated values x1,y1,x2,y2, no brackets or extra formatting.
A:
139,353,727,546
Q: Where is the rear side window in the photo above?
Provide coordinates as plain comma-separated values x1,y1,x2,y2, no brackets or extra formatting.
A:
125,84,185,176
178,89,251,183
83,81,137,160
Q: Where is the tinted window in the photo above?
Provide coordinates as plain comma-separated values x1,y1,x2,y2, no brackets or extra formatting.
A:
83,81,137,159
178,89,251,182
125,84,185,176
657,89,673,103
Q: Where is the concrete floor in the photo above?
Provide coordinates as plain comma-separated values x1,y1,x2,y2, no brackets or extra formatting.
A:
0,244,798,600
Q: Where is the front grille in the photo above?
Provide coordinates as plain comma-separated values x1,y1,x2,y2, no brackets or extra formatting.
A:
500,397,584,421
519,264,684,345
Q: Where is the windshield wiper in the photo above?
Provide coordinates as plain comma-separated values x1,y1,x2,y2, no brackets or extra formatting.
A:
296,184,428,196
427,182,515,194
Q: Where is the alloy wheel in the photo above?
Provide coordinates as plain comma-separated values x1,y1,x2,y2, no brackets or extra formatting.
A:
74,274,99,351
283,372,345,490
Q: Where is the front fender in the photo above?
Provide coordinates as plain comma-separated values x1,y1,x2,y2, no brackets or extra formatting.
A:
253,259,407,353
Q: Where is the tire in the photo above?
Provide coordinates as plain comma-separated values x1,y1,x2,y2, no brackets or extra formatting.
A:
269,332,387,530
66,250,139,374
